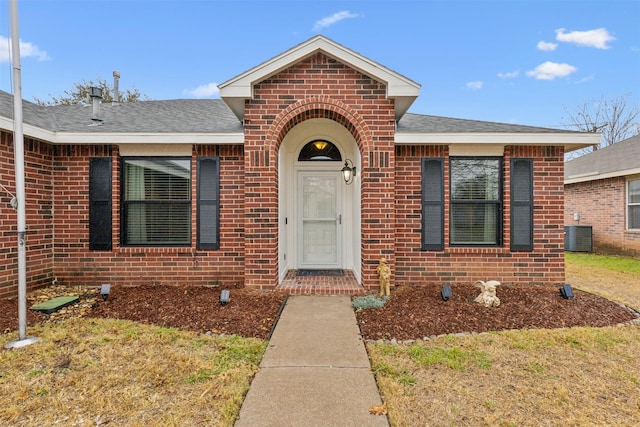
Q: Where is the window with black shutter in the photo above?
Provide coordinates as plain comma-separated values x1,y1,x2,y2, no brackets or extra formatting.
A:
510,158,533,251
197,157,220,250
421,158,444,250
450,157,502,246
121,157,191,246
89,157,112,250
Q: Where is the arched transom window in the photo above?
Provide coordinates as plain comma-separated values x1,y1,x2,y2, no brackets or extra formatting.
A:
298,140,342,161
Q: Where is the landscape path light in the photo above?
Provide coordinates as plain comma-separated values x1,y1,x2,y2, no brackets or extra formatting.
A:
220,290,230,306
100,284,111,301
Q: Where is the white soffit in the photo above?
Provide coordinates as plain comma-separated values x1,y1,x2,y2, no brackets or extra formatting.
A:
395,132,599,152
218,36,420,121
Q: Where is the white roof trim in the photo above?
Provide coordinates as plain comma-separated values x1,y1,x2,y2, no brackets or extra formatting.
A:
55,132,245,145
0,118,244,144
219,36,420,121
395,132,599,152
2,115,597,151
565,167,640,184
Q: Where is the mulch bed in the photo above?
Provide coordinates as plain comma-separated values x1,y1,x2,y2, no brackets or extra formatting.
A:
89,284,288,340
356,284,640,341
1,283,638,341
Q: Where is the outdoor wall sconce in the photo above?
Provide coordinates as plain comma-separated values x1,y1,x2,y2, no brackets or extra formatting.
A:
100,284,111,301
220,290,230,306
559,284,574,299
341,159,356,184
441,285,452,301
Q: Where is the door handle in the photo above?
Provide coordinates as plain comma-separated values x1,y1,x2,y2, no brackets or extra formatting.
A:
338,214,342,225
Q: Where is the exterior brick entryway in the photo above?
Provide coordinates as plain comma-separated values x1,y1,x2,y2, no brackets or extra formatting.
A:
277,270,364,295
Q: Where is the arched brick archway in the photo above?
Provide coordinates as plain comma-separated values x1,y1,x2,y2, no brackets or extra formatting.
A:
243,93,396,290
271,99,366,284
269,96,373,159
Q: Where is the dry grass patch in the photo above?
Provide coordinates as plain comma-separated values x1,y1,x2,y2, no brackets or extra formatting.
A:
566,253,640,311
0,318,266,426
369,325,640,426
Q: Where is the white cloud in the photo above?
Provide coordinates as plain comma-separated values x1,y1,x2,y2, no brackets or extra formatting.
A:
313,11,359,32
498,70,519,79
526,61,577,80
0,36,50,63
575,74,595,84
555,28,615,49
537,41,558,51
183,83,219,98
466,81,484,90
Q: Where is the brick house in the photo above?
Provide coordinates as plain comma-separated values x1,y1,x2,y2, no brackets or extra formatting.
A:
0,36,596,298
564,134,640,255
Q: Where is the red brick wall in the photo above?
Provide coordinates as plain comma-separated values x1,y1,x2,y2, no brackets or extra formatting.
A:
394,145,566,286
51,144,246,289
565,177,640,255
0,131,54,298
243,52,396,289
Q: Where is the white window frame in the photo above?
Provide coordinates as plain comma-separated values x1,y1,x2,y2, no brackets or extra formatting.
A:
628,178,640,230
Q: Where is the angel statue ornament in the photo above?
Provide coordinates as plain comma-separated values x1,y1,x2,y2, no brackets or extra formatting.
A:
473,280,501,307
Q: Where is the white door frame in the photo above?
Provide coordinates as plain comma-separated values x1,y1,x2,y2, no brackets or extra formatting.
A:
277,118,361,283
297,171,342,269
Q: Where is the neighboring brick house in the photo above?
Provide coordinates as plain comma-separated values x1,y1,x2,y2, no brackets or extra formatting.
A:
565,134,640,255
0,36,596,297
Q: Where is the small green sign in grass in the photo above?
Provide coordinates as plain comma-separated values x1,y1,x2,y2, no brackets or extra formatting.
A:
30,295,79,314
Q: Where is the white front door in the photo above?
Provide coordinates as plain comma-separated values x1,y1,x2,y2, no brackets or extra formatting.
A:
298,172,341,269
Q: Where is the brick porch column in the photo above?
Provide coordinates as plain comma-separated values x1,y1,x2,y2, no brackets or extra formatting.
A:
243,133,279,289
361,141,396,289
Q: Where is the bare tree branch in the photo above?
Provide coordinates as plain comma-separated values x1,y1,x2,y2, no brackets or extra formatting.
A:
563,93,639,157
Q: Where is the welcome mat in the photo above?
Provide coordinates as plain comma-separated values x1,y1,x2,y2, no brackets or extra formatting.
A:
296,269,344,277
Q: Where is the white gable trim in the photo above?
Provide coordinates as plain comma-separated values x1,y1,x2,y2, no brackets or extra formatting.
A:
219,36,420,122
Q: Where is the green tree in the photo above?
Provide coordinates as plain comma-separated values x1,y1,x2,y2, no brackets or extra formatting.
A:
34,76,149,106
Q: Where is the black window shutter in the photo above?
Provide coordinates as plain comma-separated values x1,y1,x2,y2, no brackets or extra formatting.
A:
197,157,220,250
422,158,444,250
510,158,533,251
89,157,112,250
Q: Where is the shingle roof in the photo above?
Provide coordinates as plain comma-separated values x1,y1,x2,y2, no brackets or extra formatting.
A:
397,112,573,133
0,90,243,133
565,134,640,182
0,90,582,138
0,90,58,130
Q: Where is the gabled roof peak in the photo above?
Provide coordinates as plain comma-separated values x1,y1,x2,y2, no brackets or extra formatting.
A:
218,35,420,122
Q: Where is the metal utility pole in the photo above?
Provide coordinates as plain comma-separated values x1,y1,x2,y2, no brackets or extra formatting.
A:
5,0,39,349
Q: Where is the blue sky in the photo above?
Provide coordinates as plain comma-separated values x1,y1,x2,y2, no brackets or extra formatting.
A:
1,0,639,129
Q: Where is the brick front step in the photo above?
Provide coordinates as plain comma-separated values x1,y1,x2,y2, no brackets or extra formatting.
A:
277,270,366,295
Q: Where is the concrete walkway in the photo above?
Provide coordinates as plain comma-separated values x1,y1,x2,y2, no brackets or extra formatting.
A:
235,295,389,427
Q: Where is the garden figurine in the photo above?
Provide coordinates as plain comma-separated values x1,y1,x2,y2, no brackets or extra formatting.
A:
376,257,391,297
474,280,501,307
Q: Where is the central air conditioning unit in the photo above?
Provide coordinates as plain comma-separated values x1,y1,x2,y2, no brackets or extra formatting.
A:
564,225,592,252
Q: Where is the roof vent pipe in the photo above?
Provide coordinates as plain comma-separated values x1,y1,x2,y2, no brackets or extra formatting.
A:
112,70,120,104
89,86,103,123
